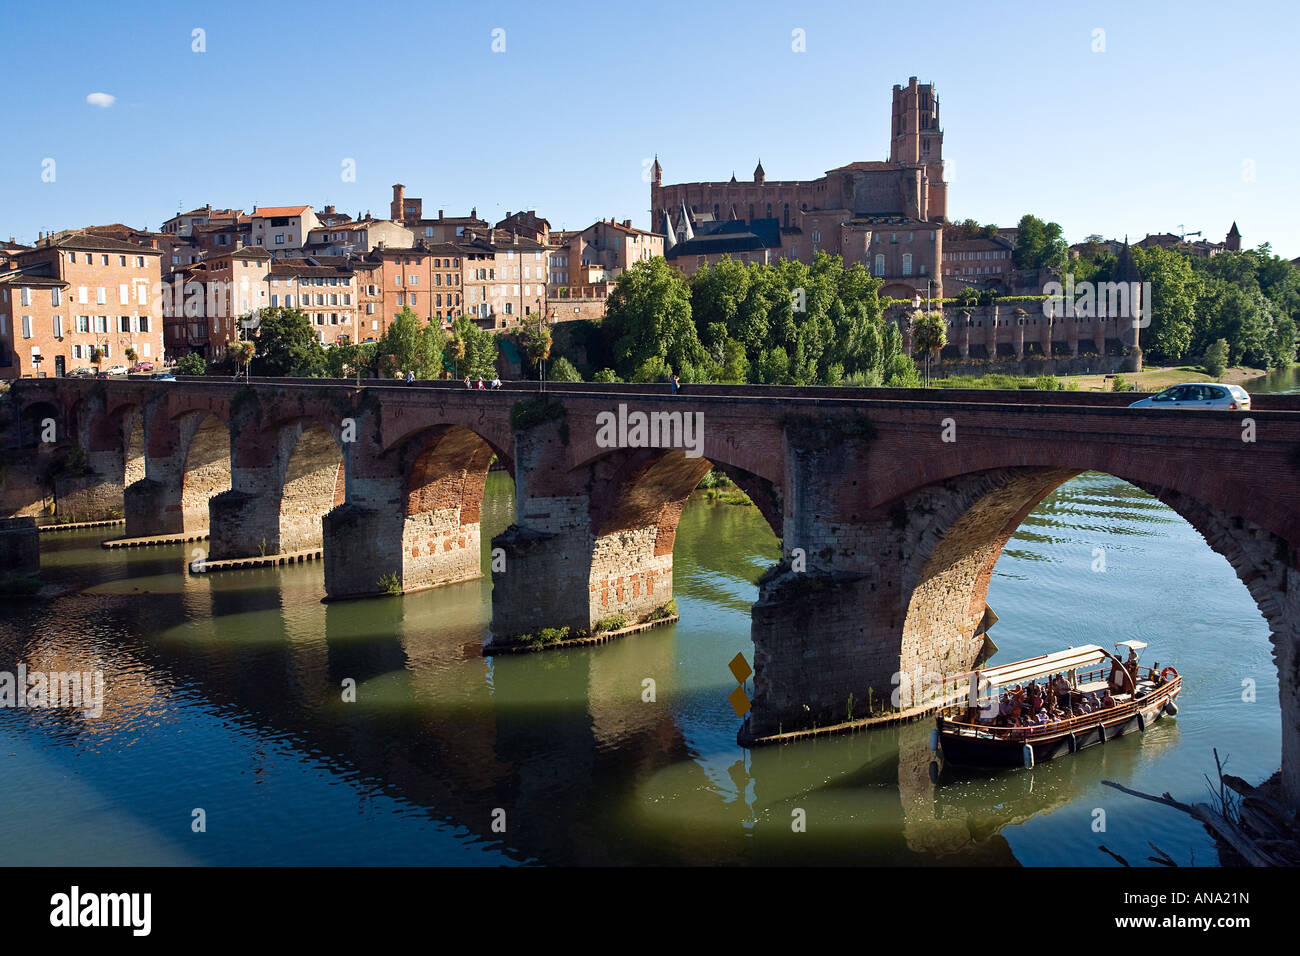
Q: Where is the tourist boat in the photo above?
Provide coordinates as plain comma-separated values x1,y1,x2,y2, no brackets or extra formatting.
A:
930,642,1182,770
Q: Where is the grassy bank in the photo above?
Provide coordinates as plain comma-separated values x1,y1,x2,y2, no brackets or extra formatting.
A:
1062,365,1266,392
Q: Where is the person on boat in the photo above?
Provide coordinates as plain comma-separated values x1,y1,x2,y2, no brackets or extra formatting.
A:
1100,690,1116,709
1109,652,1136,695
1053,673,1070,695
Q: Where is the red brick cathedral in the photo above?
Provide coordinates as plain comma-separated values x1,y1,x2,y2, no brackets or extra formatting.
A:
651,77,948,299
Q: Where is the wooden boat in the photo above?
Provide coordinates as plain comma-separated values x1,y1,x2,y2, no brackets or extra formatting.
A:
931,641,1181,770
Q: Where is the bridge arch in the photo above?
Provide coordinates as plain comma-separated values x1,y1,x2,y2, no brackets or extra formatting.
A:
399,424,503,591
277,421,346,553
177,410,232,532
878,463,1300,803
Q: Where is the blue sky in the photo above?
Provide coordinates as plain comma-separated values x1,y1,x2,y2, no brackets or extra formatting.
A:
2,0,1297,257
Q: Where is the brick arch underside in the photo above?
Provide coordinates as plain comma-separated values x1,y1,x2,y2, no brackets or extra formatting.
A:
897,465,1300,805
587,448,782,552
400,425,498,590
278,426,346,553
180,413,231,532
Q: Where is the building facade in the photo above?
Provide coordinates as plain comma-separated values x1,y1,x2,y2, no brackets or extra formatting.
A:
651,77,948,298
0,233,164,378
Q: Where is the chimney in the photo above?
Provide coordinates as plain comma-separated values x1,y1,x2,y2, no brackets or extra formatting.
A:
623,219,632,228
391,184,405,221
438,209,444,220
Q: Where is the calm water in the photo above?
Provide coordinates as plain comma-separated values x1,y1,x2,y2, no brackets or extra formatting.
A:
1,384,1289,865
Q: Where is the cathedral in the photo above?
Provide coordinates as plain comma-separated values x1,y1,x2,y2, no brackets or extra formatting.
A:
651,77,948,299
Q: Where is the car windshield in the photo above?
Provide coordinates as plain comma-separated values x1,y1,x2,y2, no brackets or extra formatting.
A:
1153,387,1180,402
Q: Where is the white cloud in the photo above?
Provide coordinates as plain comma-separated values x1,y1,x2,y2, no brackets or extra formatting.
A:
86,92,116,108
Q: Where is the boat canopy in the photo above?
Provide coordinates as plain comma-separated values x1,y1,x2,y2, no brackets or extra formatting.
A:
1115,640,1147,652
976,645,1109,688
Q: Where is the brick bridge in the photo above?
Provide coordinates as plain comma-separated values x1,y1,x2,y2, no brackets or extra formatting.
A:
11,377,1300,804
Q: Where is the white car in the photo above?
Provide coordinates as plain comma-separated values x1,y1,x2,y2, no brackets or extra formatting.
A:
1129,382,1251,411
103,364,129,376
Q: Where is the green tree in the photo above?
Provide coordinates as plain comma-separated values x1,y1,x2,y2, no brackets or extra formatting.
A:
1012,214,1068,271
547,356,583,382
592,368,623,383
884,353,921,388
1203,337,1230,377
374,307,440,379
1133,246,1199,362
909,311,947,385
228,340,256,380
174,353,206,376
446,315,499,379
250,307,325,377
518,311,553,378
603,258,705,379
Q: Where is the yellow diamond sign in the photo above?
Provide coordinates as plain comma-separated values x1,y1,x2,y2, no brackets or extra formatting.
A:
729,652,752,683
728,685,751,718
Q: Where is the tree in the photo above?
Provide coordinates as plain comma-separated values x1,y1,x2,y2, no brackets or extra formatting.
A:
228,340,256,380
1133,245,1199,363
1012,214,1068,271
124,346,138,364
547,356,583,382
446,316,499,379
592,368,623,383
909,311,947,385
884,353,922,388
250,307,325,377
175,353,206,376
1203,338,1230,377
518,312,553,378
374,307,440,379
603,258,705,379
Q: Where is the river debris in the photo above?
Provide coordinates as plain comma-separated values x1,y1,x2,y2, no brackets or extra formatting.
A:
1103,749,1300,866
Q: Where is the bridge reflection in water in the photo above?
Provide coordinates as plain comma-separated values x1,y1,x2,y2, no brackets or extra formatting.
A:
0,470,1281,865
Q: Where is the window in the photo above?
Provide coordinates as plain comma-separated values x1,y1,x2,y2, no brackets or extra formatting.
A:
77,315,90,333
78,287,88,304
119,284,129,304
73,344,83,359
21,315,32,338
397,293,405,306
874,254,885,277
93,315,108,333
20,287,31,306
119,315,131,333
101,255,109,265
120,256,127,266
69,253,76,264
138,315,150,333
902,253,913,276
408,275,418,285
95,287,106,304
52,315,63,337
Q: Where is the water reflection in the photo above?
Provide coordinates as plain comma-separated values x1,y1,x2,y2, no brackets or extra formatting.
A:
0,469,1281,866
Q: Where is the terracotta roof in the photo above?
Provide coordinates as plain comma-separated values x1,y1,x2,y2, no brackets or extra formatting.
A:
209,246,272,260
26,231,164,255
251,205,311,218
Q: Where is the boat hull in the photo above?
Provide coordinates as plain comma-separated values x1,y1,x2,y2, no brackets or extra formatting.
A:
937,689,1179,769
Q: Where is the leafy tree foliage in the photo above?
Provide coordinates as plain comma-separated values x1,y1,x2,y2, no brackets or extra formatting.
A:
547,356,583,382
174,353,206,376
249,307,325,377
446,316,500,379
1012,214,1068,271
602,258,706,380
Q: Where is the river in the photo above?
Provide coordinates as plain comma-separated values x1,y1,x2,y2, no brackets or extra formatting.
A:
1,373,1292,865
